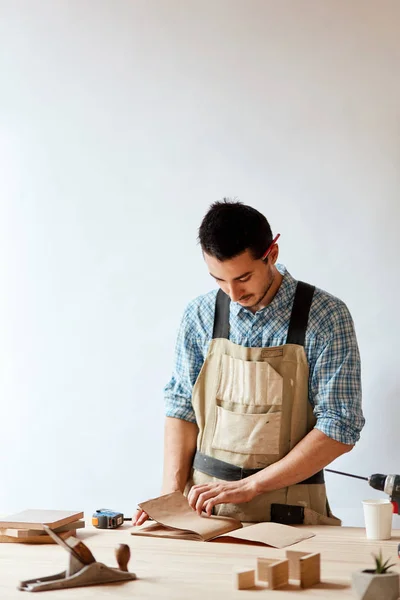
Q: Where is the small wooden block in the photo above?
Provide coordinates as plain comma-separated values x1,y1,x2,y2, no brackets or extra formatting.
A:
299,552,320,589
268,559,289,589
257,558,276,582
286,550,309,580
234,569,255,590
257,558,288,589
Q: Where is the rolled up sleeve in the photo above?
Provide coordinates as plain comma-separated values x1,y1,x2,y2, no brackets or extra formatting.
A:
164,303,204,423
310,302,365,445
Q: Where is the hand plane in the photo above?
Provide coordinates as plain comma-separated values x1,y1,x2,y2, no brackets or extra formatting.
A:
18,524,136,592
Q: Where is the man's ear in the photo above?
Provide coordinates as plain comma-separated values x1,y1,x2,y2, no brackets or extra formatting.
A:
267,243,279,265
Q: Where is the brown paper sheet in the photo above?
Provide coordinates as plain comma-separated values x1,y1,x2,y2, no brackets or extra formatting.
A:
132,522,202,541
131,492,315,547
211,522,315,548
132,491,242,541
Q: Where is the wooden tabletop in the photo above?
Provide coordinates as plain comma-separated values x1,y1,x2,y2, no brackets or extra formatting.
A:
1,524,399,598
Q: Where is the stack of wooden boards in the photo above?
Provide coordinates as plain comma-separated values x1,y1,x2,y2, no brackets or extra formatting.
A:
0,509,84,544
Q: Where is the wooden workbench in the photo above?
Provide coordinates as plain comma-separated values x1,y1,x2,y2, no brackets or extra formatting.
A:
1,524,399,598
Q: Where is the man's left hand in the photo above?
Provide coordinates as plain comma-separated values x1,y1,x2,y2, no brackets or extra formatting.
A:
187,479,258,516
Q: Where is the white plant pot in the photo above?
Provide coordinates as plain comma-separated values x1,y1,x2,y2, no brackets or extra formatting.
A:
352,569,399,600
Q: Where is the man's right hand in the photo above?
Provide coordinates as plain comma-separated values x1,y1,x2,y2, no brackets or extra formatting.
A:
132,417,198,527
132,508,149,526
132,485,184,526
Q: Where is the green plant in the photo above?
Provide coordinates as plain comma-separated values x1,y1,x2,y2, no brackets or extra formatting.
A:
371,549,395,574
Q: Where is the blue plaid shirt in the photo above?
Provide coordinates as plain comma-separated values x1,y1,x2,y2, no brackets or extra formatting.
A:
164,264,364,445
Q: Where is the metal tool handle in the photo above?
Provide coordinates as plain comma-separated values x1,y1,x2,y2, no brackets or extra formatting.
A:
42,525,95,566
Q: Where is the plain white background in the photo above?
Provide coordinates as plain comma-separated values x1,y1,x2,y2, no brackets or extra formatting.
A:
0,0,399,528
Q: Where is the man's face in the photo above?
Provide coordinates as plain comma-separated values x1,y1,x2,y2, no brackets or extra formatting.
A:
204,249,276,310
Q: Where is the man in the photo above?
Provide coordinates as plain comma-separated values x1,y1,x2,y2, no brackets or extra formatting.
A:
133,200,364,526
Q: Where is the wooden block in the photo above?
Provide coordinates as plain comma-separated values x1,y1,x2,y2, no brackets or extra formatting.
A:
299,553,320,589
256,558,276,582
234,569,255,590
0,530,76,544
0,510,83,530
0,520,85,538
268,559,289,589
257,558,289,589
286,550,309,580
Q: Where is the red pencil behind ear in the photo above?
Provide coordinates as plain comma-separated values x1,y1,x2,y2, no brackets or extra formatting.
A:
262,233,280,261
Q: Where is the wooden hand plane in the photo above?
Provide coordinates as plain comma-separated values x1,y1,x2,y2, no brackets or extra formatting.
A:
19,524,136,592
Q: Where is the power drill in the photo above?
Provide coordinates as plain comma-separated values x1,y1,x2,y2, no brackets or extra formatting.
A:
326,469,400,514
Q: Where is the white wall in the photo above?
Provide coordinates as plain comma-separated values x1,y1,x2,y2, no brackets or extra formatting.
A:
1,0,399,527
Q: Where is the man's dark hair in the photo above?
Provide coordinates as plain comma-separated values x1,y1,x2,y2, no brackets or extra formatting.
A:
198,199,273,261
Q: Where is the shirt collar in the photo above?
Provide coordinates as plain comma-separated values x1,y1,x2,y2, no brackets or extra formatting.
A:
230,263,298,317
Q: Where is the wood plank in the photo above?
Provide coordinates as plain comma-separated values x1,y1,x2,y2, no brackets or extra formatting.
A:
0,510,83,530
0,530,76,544
0,520,85,538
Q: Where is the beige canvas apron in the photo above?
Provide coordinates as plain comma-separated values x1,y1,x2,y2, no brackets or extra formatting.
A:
187,282,341,526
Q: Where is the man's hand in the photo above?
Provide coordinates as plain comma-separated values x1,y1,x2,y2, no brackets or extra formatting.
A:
133,417,198,527
187,479,258,516
132,486,182,526
132,509,149,526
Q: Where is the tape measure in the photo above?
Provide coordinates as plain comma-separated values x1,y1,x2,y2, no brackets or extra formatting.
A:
92,508,131,529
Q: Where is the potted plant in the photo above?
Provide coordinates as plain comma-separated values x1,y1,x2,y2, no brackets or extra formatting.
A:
352,549,399,600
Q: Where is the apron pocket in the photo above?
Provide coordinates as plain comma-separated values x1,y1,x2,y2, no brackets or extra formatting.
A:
217,354,283,407
212,405,281,455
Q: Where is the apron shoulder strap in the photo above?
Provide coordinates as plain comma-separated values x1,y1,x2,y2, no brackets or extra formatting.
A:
212,280,315,344
286,281,315,346
212,289,231,339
